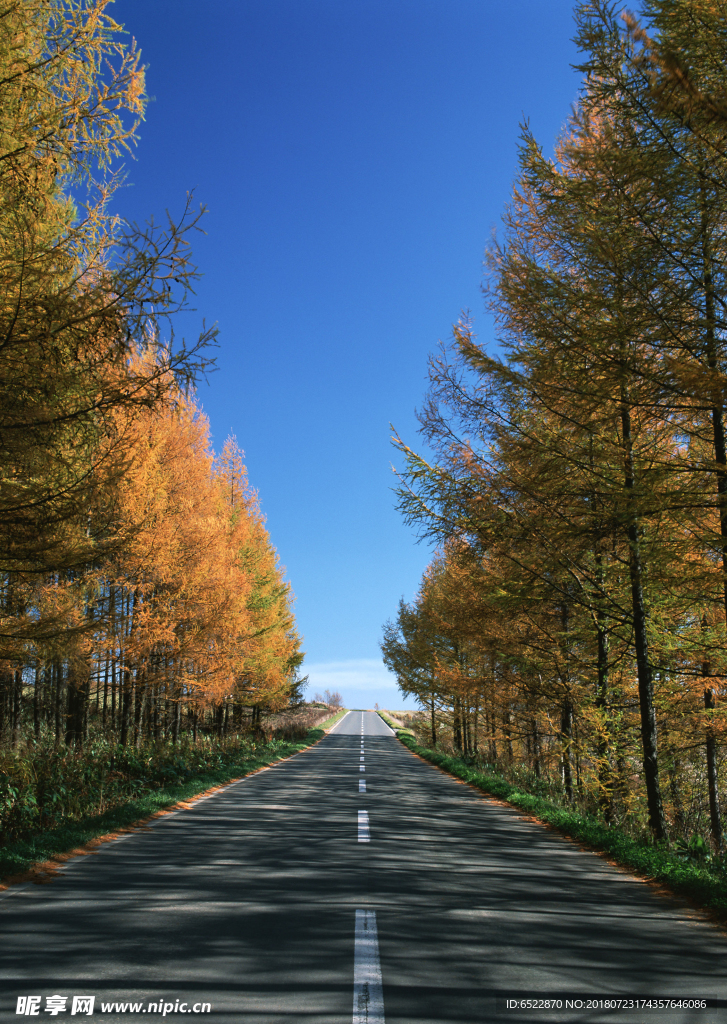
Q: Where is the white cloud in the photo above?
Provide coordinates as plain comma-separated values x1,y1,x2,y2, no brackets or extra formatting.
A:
305,659,390,690
303,658,418,710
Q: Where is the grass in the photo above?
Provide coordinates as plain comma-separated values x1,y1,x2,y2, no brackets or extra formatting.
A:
320,707,348,730
386,723,727,919
377,709,414,736
0,708,347,886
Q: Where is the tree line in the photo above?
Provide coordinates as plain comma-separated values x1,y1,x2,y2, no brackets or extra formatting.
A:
0,0,303,752
383,0,727,847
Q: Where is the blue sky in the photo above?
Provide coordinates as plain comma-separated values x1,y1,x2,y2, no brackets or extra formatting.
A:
112,0,582,710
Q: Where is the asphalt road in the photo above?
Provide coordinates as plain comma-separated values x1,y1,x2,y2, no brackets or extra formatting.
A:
3,710,727,1024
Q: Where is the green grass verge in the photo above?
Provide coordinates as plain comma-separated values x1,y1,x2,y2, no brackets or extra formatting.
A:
394,731,727,918
0,715,346,885
321,707,348,729
377,710,414,736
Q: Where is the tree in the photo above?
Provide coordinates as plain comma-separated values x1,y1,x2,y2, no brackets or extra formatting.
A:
0,3,305,753
392,20,709,840
0,0,216,659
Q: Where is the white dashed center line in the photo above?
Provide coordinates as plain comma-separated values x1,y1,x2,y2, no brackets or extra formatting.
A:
352,909,384,1023
357,810,370,842
359,779,366,793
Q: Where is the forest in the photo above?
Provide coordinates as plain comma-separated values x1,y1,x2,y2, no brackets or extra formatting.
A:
383,0,727,851
0,0,304,782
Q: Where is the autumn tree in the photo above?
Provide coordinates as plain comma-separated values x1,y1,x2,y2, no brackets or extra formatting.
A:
389,1,727,843
0,3,304,752
0,0,215,666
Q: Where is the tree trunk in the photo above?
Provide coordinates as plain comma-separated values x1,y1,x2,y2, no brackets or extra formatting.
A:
700,193,725,851
473,696,479,755
0,667,7,742
65,670,77,746
172,692,181,745
33,663,42,739
699,172,727,624
110,656,117,734
81,667,90,743
120,590,137,748
595,602,612,823
11,668,21,747
53,660,63,745
503,706,513,764
531,717,541,778
152,682,159,741
133,667,145,747
102,655,110,731
561,698,574,803
559,603,574,804
453,700,462,753
120,680,132,747
620,393,667,841
703,656,722,849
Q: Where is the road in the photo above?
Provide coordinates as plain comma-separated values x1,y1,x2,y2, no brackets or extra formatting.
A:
3,710,727,1024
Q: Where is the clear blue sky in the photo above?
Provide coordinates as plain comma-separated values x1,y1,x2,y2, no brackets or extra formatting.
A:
112,0,582,709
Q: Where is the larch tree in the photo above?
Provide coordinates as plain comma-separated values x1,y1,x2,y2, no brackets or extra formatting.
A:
0,0,216,664
389,2,727,841
0,3,304,751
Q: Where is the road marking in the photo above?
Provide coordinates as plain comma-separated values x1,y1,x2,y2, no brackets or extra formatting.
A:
358,810,370,842
360,766,365,771
359,779,366,793
353,909,384,1024
360,756,365,762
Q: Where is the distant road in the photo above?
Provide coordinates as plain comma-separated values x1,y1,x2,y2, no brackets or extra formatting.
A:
2,710,727,1023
